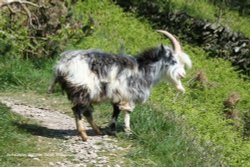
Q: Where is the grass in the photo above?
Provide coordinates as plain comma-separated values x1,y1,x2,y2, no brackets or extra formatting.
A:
0,0,250,166
1,91,223,166
116,0,250,37
0,56,54,92
125,104,225,166
159,0,250,37
163,0,250,37
151,46,250,166
0,103,63,166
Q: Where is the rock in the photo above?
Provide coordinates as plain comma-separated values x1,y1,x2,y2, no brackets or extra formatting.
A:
234,46,241,53
98,159,109,164
90,160,97,164
209,23,219,30
48,162,54,166
27,154,35,158
56,162,62,165
33,157,40,161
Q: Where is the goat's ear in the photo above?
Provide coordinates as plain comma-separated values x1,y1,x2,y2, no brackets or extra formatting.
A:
160,44,164,51
159,44,166,55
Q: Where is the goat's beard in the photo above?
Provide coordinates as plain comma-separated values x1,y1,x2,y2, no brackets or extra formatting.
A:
165,65,185,93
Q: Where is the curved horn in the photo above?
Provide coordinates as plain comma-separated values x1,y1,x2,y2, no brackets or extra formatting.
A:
156,30,182,55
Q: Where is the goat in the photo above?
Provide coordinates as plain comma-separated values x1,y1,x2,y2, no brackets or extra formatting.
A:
48,30,192,141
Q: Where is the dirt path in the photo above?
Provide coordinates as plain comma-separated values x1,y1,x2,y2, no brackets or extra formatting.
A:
0,97,125,167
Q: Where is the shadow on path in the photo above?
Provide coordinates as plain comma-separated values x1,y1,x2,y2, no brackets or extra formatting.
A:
13,122,101,140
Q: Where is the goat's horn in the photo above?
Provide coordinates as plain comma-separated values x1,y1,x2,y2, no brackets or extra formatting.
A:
156,30,182,55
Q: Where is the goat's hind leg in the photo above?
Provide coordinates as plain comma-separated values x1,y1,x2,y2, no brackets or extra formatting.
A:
72,105,88,141
84,105,102,135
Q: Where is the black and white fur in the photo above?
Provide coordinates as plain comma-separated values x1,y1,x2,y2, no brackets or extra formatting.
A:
48,30,192,141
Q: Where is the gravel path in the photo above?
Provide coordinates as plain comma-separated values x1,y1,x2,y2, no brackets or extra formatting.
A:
0,97,125,167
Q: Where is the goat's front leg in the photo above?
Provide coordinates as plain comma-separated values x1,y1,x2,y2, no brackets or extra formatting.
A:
118,101,134,134
124,111,132,134
109,104,121,135
72,105,88,141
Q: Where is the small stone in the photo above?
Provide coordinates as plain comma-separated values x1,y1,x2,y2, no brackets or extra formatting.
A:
63,161,70,164
49,162,54,166
82,159,89,163
33,157,40,161
102,135,108,138
27,154,35,158
90,160,97,164
56,162,61,165
79,165,87,167
98,159,108,164
92,153,98,158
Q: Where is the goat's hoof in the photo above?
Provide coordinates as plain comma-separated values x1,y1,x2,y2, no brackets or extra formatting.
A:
108,130,117,136
80,133,88,141
95,129,103,135
47,89,54,94
124,128,132,135
93,126,103,135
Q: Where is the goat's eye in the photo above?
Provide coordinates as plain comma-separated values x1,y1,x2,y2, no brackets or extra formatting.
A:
165,52,176,62
165,58,177,66
172,60,177,65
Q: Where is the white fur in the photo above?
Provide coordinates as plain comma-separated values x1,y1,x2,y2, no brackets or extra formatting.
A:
180,52,192,69
165,51,191,93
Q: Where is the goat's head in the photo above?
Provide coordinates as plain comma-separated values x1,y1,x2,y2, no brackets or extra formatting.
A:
157,30,192,93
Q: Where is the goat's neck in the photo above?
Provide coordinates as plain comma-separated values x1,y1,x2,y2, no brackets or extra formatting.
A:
140,61,163,88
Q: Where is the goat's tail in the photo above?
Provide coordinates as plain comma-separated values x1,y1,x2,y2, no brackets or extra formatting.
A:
47,75,66,95
47,75,58,94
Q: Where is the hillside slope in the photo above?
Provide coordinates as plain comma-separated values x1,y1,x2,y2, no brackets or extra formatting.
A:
0,0,250,166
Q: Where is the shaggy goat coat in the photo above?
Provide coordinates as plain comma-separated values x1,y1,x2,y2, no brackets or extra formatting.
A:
50,36,192,141
53,46,188,111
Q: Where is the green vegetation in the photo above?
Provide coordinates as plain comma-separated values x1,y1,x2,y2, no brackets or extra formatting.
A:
0,57,53,91
167,0,250,36
126,104,225,166
0,0,250,166
116,0,250,37
90,102,224,166
0,103,62,166
151,46,250,166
